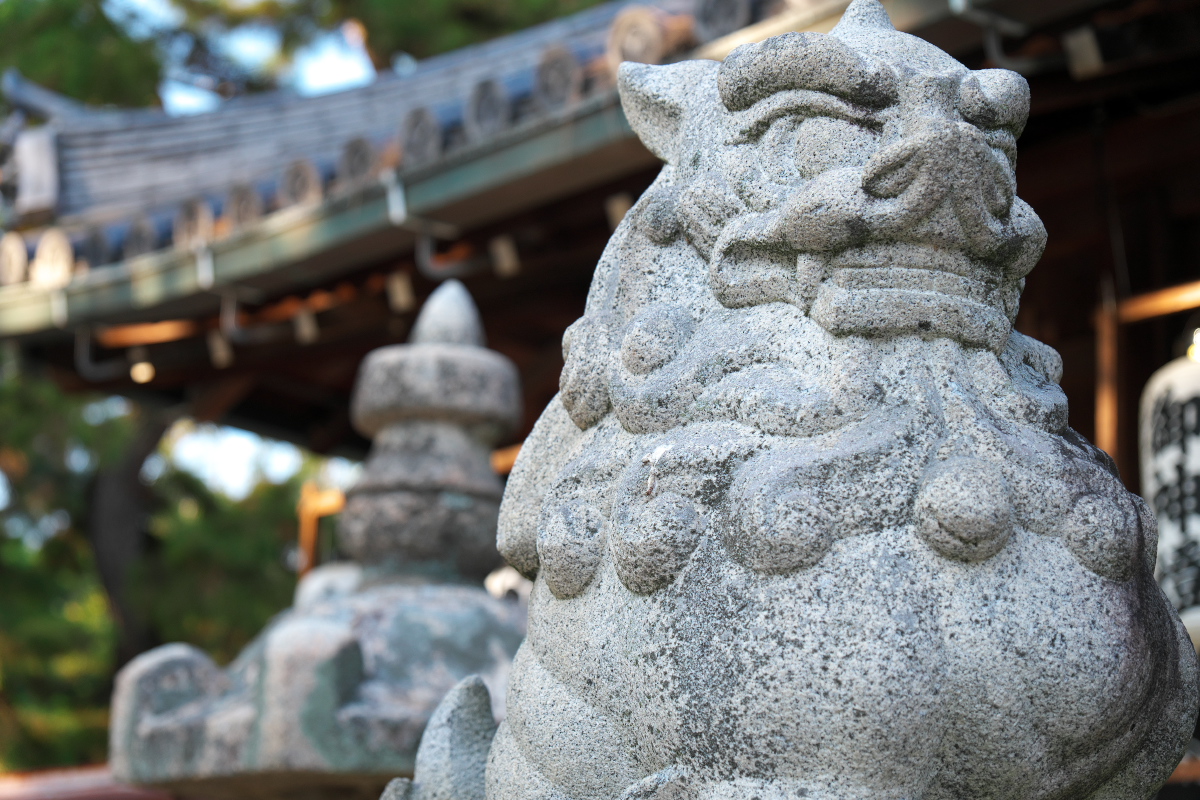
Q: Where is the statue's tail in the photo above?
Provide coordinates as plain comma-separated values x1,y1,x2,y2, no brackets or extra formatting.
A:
382,676,497,800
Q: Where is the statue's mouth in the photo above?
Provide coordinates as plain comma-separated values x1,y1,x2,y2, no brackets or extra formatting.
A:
808,243,1014,351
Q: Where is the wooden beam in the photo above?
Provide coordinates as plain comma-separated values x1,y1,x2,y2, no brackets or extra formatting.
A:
85,273,390,354
1117,279,1200,324
190,375,257,423
694,0,848,59
97,320,201,348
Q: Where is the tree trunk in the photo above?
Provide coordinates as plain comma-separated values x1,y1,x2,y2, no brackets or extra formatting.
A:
87,407,178,668
88,377,256,667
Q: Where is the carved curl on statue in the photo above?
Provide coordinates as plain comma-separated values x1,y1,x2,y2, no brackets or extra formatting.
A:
396,2,1200,799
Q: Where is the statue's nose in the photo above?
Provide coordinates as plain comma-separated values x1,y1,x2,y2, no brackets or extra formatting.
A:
861,120,1016,250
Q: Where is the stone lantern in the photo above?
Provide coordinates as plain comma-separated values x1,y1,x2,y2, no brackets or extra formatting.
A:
110,280,525,800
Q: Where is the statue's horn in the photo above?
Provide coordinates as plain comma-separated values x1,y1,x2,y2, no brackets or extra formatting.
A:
832,0,897,33
618,60,718,165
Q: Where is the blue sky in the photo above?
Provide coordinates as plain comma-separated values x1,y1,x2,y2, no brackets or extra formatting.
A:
154,421,361,499
106,0,377,114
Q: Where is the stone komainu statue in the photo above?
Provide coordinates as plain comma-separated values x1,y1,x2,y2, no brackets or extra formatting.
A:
395,1,1200,798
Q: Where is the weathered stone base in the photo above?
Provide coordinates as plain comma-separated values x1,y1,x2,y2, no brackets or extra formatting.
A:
110,566,525,789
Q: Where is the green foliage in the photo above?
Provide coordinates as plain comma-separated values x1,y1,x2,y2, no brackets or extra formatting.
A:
169,0,608,66
132,467,299,665
0,386,133,532
0,0,162,108
0,377,132,771
339,0,610,61
0,0,609,113
0,374,306,770
0,535,115,771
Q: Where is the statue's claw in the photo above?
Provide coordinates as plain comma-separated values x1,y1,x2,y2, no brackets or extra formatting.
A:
395,676,497,800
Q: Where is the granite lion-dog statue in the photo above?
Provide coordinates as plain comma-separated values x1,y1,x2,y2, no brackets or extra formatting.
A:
386,1,1199,798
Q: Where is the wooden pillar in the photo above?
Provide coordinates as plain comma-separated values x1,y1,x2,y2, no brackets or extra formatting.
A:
1094,279,1200,465
1095,277,1119,459
296,482,346,577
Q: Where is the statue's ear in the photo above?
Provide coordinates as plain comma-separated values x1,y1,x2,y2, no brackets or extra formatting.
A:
618,60,717,165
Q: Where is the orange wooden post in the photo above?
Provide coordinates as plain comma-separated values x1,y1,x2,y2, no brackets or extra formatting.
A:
1169,755,1200,784
491,443,522,476
1094,278,1119,460
1092,278,1200,465
296,482,346,577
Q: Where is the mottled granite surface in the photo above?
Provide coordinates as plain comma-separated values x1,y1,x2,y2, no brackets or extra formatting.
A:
401,2,1199,798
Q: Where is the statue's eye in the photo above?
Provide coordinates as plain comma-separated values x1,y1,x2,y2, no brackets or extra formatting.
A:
760,115,879,181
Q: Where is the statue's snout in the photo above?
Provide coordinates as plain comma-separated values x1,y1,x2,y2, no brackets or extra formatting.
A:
862,119,1017,252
